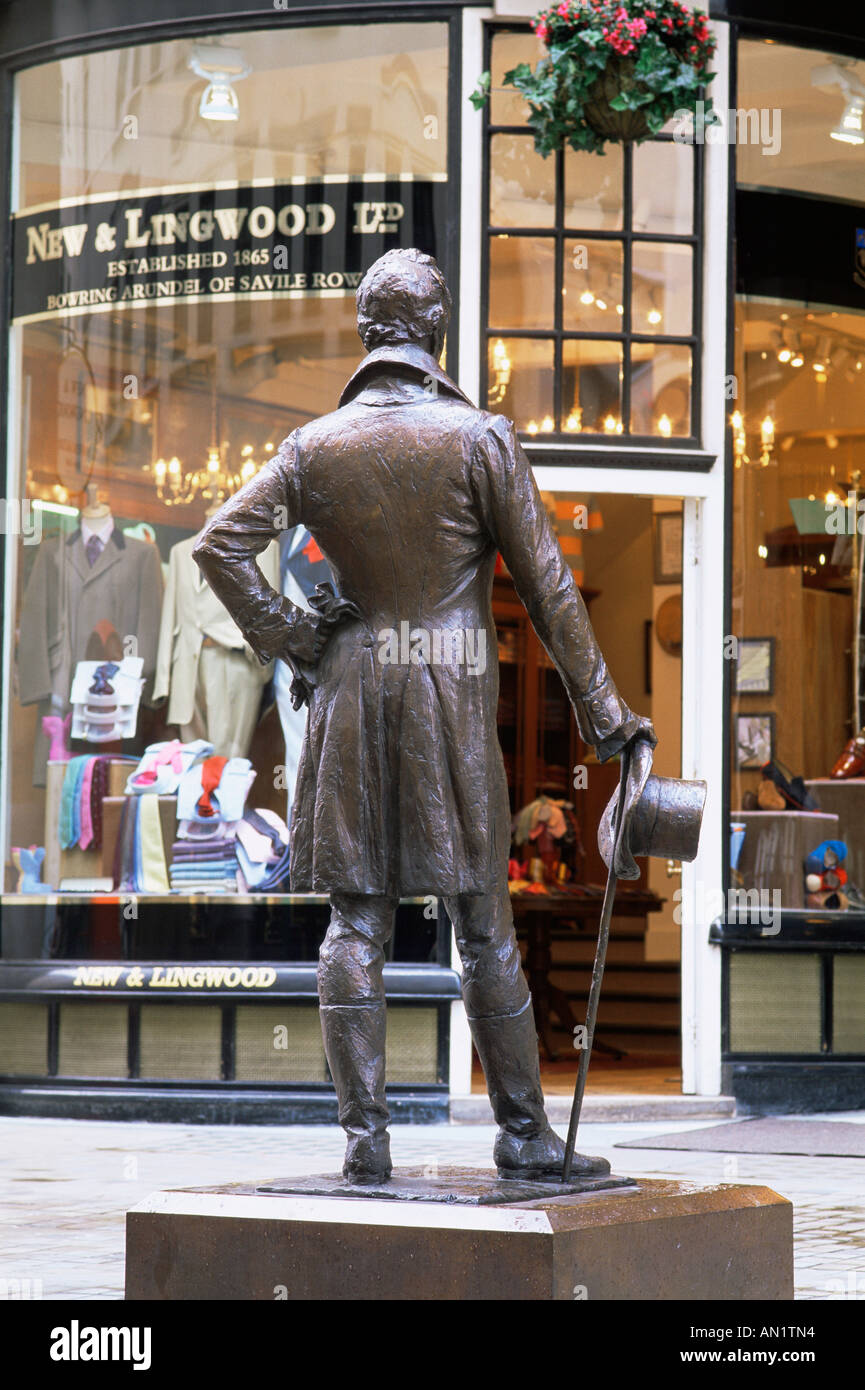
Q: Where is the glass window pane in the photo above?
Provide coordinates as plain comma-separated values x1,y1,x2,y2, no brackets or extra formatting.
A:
14,23,448,208
632,142,693,236
564,146,624,231
487,336,554,433
489,235,555,329
731,297,865,908
630,342,692,436
489,31,544,127
490,134,555,228
632,243,693,337
562,340,623,435
737,38,862,201
562,239,624,332
7,20,450,913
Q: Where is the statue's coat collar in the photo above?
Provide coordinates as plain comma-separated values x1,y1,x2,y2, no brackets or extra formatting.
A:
338,342,475,409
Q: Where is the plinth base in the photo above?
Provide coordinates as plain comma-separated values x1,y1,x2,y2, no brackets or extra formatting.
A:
126,1170,793,1301
257,1165,635,1204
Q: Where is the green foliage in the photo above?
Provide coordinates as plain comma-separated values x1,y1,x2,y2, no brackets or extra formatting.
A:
470,0,717,156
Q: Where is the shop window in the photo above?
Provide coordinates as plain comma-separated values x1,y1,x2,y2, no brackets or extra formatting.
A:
730,295,865,910
2,21,450,954
483,28,702,443
737,38,865,203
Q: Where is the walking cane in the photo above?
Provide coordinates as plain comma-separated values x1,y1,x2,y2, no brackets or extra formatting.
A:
561,743,633,1183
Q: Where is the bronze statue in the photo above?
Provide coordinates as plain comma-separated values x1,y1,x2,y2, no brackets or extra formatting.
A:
194,248,658,1186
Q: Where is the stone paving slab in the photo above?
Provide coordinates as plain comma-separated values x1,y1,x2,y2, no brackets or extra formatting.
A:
1,1114,863,1301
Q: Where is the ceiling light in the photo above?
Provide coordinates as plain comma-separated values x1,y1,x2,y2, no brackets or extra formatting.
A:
831,96,865,144
188,45,251,122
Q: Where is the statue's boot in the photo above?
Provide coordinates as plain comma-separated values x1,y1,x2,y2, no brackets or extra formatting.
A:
469,1001,610,1181
320,1001,392,1185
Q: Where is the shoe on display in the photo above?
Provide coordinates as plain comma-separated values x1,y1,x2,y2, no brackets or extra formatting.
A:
830,731,865,779
757,777,786,811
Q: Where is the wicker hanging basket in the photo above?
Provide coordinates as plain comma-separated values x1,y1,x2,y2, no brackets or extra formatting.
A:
582,57,651,143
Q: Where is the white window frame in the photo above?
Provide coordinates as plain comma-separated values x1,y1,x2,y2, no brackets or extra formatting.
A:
451,10,730,1100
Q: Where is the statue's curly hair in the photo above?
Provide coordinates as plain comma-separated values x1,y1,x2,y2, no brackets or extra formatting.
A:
356,248,451,351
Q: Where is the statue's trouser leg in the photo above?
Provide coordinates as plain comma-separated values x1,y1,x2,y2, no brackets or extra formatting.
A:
444,881,609,1179
318,893,398,1183
443,881,547,1139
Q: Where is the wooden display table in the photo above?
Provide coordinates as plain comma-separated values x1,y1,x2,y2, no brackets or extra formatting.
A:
510,887,662,1061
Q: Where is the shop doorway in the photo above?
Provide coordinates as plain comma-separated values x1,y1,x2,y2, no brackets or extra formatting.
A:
478,491,684,1097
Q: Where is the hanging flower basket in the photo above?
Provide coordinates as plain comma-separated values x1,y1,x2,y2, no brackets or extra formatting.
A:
471,1,717,157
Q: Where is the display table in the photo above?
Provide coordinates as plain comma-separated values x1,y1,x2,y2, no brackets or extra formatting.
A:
509,887,662,1061
734,811,839,907
806,780,865,891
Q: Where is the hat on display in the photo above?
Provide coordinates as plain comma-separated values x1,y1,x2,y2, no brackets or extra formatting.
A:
598,737,707,881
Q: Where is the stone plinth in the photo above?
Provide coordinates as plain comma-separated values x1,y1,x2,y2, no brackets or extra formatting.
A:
126,1170,793,1301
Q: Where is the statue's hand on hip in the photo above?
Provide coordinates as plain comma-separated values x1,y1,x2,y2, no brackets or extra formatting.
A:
281,583,361,709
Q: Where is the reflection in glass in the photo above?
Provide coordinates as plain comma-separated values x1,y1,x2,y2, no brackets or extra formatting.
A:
15,23,449,209
490,134,555,228
737,39,865,202
632,243,693,337
564,146,624,231
489,31,545,126
489,235,555,329
487,337,554,433
632,142,693,236
630,342,692,436
563,239,624,333
562,340,623,434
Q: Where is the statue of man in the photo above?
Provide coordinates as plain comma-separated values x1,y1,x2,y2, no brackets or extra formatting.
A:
194,248,655,1185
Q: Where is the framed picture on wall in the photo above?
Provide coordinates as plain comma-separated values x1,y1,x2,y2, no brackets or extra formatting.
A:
653,512,683,583
736,637,775,695
736,713,775,770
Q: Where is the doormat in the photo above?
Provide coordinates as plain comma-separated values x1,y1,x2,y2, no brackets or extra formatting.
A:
616,1118,865,1157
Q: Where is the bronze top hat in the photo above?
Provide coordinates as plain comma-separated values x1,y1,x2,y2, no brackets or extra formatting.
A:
598,738,707,881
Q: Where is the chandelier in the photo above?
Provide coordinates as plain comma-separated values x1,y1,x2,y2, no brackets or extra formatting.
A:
149,363,274,506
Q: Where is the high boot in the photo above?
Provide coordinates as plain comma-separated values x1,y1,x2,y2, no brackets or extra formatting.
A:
469,1001,610,1180
320,1001,392,1184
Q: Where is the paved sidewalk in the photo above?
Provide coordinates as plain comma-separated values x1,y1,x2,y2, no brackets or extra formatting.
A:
2,1113,863,1300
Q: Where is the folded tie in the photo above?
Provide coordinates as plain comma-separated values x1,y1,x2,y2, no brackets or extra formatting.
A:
132,739,186,787
196,755,229,818
88,662,120,696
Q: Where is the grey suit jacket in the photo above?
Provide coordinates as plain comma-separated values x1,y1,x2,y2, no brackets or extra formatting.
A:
17,526,164,709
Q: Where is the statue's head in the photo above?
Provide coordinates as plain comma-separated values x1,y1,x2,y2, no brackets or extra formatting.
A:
356,248,451,359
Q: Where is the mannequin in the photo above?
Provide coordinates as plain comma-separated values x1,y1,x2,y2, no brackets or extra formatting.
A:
153,512,280,759
79,484,115,560
274,525,334,821
17,484,164,782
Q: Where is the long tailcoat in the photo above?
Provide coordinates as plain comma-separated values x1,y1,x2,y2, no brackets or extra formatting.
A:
194,344,639,896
